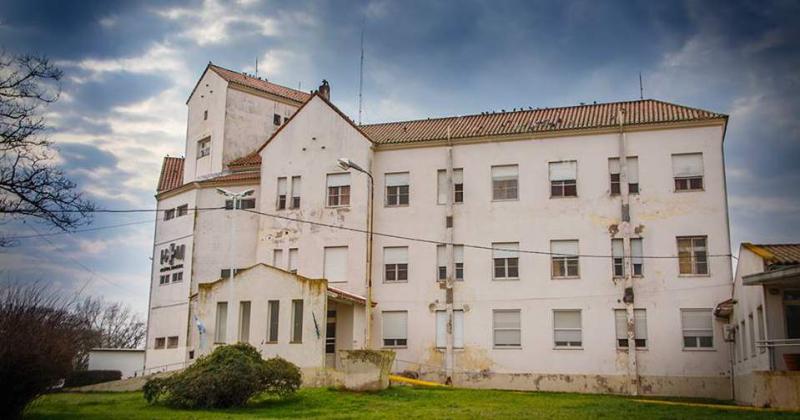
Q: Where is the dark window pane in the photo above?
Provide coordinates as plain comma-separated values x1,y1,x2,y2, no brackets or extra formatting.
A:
635,339,647,348
618,338,628,347
455,263,464,280
629,183,639,194
633,263,643,276
684,336,697,348
385,265,395,281
494,258,505,278
699,336,713,348
292,197,300,208
507,258,519,278
273,114,281,125
397,264,408,281
438,266,446,280
690,177,703,189
564,182,577,197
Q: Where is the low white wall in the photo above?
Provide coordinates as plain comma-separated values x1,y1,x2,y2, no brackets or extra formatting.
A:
88,350,145,378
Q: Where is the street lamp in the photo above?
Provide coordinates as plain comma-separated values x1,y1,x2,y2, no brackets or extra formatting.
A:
337,157,374,349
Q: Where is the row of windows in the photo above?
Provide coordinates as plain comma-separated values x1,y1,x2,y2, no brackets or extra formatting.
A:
382,308,715,350
734,305,767,364
159,271,183,285
271,153,706,211
213,299,304,345
153,336,179,349
163,204,188,221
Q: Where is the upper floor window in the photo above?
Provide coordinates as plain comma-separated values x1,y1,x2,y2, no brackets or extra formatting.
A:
273,249,283,268
436,244,464,281
615,309,647,348
553,309,582,348
171,271,183,283
382,311,408,347
215,302,228,343
326,173,351,207
492,242,519,280
288,248,298,273
437,169,464,204
159,274,170,285
611,238,643,277
154,337,166,349
677,236,708,275
203,110,208,120
384,246,408,283
385,172,410,206
549,161,577,197
290,176,301,209
225,198,255,210
273,113,281,126
672,153,704,191
681,308,713,349
277,177,287,210
491,165,518,201
551,240,579,278
176,204,188,217
323,246,348,283
197,137,210,158
167,336,179,349
609,157,639,195
163,208,175,221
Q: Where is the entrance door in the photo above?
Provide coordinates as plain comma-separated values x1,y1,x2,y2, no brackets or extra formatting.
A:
325,309,336,368
785,291,800,339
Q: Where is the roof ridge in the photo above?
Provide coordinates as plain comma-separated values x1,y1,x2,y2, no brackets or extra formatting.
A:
208,62,310,99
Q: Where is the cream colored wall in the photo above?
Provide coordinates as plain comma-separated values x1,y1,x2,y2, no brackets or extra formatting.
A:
88,350,145,379
223,88,299,164
183,70,228,181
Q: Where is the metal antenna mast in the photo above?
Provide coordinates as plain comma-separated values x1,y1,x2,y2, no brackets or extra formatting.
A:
639,72,644,100
255,57,259,78
358,18,365,125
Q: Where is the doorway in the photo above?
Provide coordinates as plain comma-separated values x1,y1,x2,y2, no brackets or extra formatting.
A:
325,309,336,368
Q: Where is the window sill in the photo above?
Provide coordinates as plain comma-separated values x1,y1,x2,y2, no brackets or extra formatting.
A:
617,347,648,351
493,346,522,350
552,276,581,280
553,347,584,350
290,341,303,344
435,347,465,352
491,198,519,202
382,346,407,350
674,189,705,193
682,347,716,352
264,341,277,345
678,273,711,278
325,205,351,209
549,195,578,199
384,204,410,208
383,280,409,284
492,278,520,281
436,202,464,206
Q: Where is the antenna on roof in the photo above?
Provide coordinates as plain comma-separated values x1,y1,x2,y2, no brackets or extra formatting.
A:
255,57,259,79
639,71,644,100
358,16,366,125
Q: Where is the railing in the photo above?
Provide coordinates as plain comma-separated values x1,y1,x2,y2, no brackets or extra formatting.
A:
131,361,189,378
757,339,800,371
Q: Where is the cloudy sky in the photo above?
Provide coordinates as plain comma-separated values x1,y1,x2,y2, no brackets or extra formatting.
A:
1,0,798,314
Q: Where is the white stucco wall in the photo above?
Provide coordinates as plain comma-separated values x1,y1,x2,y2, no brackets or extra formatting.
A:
88,350,145,378
183,69,228,181
223,87,299,164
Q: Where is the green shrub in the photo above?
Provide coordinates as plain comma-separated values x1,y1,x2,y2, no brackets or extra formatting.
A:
64,370,122,388
143,343,301,409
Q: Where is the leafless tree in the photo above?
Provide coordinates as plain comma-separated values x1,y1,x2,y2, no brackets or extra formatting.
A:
0,50,94,246
75,296,146,350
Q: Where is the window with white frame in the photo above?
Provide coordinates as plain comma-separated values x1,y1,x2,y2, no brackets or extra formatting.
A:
225,198,255,210
612,239,624,277
154,337,166,349
171,271,183,283
436,244,464,281
672,153,704,191
276,177,287,210
273,249,283,268
288,248,298,273
492,242,519,280
554,310,582,348
609,157,639,195
437,169,464,204
290,176,301,208
384,247,408,282
291,299,303,343
677,236,708,275
491,165,518,200
239,301,251,343
326,173,351,206
493,309,521,347
631,238,643,276
681,308,713,348
614,309,647,348
197,137,210,158
215,302,228,343
757,306,765,353
436,310,464,348
549,161,577,197
164,208,175,221
267,300,279,343
220,268,244,278
385,172,410,206
176,204,188,217
167,336,179,349
749,313,756,357
382,311,408,347
323,246,348,283
551,240,579,278
613,239,643,277
159,274,170,285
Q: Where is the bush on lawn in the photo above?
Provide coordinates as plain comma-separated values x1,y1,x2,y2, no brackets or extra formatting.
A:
143,343,301,408
64,370,122,387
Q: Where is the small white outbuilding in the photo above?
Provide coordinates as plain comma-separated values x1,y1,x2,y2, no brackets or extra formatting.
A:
87,348,145,379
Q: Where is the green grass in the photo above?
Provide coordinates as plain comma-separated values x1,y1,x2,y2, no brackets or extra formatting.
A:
24,387,799,419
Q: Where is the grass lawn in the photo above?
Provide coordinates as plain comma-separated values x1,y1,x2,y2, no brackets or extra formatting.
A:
24,387,799,419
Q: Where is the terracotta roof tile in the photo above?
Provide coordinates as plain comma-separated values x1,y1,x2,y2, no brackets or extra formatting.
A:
198,171,260,184
359,99,726,144
744,243,800,267
228,152,262,168
157,157,184,192
209,64,311,104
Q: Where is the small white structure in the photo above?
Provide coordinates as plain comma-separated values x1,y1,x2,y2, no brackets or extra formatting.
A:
88,348,145,379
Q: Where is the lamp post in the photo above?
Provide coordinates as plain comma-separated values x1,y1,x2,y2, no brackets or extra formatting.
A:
337,158,374,349
216,188,254,343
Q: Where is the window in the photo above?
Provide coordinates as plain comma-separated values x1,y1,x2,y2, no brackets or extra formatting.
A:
277,177,287,210
741,320,747,359
757,306,766,353
203,110,208,120
492,165,518,200
290,176,301,209
291,300,303,343
493,309,521,347
437,169,464,204
677,236,708,275
167,336,179,349
225,198,256,210
273,249,283,268
615,309,647,348
609,157,639,195
551,240,579,278
215,302,228,343
749,313,756,357
385,172,410,206
154,337,165,349
159,274,170,285
437,245,464,281
220,268,244,278
612,239,624,277
672,153,704,191
681,308,713,348
612,239,643,277
164,208,175,221
283,116,289,124
239,301,251,343
734,325,740,362
288,248,298,273
492,242,519,280
382,311,408,347
273,113,281,126
197,137,210,158
436,310,464,348
172,271,183,283
554,310,582,348
176,204,188,217
631,238,643,276
549,161,577,197
327,173,351,206
267,300,279,343
323,246,348,283
384,247,408,282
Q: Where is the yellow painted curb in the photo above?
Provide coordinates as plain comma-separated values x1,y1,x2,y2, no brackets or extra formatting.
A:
389,375,447,387
634,399,786,412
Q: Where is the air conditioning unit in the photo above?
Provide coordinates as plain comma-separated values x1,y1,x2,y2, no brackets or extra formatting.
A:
723,324,736,342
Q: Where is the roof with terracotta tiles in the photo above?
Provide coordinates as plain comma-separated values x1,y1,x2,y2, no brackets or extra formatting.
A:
198,171,260,184
228,152,262,169
208,64,311,104
359,99,726,145
157,157,184,192
743,243,800,267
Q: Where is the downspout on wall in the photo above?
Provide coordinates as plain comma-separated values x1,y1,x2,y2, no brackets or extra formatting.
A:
444,125,455,383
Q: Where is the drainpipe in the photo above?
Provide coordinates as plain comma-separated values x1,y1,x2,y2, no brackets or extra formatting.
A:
617,108,639,396
445,125,455,383
365,170,375,349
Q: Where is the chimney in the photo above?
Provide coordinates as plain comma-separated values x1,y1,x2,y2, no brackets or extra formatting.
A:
318,79,330,101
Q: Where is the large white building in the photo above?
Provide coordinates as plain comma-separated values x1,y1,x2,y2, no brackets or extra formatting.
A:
146,63,736,398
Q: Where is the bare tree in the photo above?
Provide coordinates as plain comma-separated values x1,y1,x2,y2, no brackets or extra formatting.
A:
0,50,94,246
75,296,146,350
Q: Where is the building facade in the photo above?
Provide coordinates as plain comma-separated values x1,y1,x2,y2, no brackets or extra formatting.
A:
146,63,734,398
